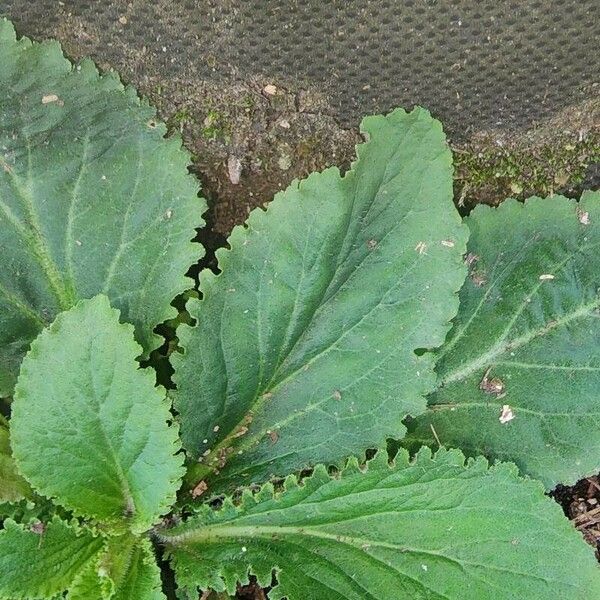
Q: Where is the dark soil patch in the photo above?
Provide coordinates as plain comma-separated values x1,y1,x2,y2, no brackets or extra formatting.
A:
236,581,268,600
553,475,600,560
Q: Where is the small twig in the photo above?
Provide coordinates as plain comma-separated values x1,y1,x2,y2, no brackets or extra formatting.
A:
430,424,442,448
573,505,600,524
587,477,600,493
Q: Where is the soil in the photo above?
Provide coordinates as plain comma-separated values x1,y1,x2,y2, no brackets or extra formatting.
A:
553,475,600,561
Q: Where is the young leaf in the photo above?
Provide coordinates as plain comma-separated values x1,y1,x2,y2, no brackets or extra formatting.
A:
405,191,600,488
0,18,204,397
102,537,165,600
68,536,165,600
10,295,184,533
174,107,467,492
0,414,31,503
68,558,114,600
159,448,600,599
0,517,104,599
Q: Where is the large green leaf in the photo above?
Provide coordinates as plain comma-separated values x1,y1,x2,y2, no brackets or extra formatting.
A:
174,107,467,492
159,448,600,599
0,414,31,503
0,517,104,599
405,192,600,488
0,18,204,397
10,295,184,533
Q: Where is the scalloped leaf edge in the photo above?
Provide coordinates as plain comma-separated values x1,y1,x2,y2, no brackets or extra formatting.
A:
159,446,539,595
11,295,185,533
0,17,207,361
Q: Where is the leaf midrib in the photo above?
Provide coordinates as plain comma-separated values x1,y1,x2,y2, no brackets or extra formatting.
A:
439,232,600,388
440,297,600,387
0,136,74,313
163,522,448,555
107,536,139,596
201,138,434,469
430,401,600,419
87,339,136,521
162,523,563,587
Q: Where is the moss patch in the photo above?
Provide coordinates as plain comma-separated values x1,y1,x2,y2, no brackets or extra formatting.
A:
453,99,600,211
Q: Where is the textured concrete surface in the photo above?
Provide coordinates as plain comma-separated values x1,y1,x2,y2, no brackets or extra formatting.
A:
2,0,598,240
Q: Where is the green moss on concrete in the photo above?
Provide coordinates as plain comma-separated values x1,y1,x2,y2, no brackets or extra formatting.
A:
454,128,599,208
200,109,232,142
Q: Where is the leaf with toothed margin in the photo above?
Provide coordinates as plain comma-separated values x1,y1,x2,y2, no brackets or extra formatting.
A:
100,538,165,600
174,107,468,494
0,18,205,397
67,558,114,600
159,447,600,599
68,536,165,600
101,538,165,600
9,295,185,533
0,492,60,524
404,191,600,489
0,517,104,599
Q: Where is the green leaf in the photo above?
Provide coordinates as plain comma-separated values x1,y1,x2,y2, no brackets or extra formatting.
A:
103,537,165,600
0,18,205,397
159,448,600,599
405,192,600,488
67,558,113,600
68,536,165,600
0,414,31,503
0,517,104,599
174,107,467,492
10,295,184,533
